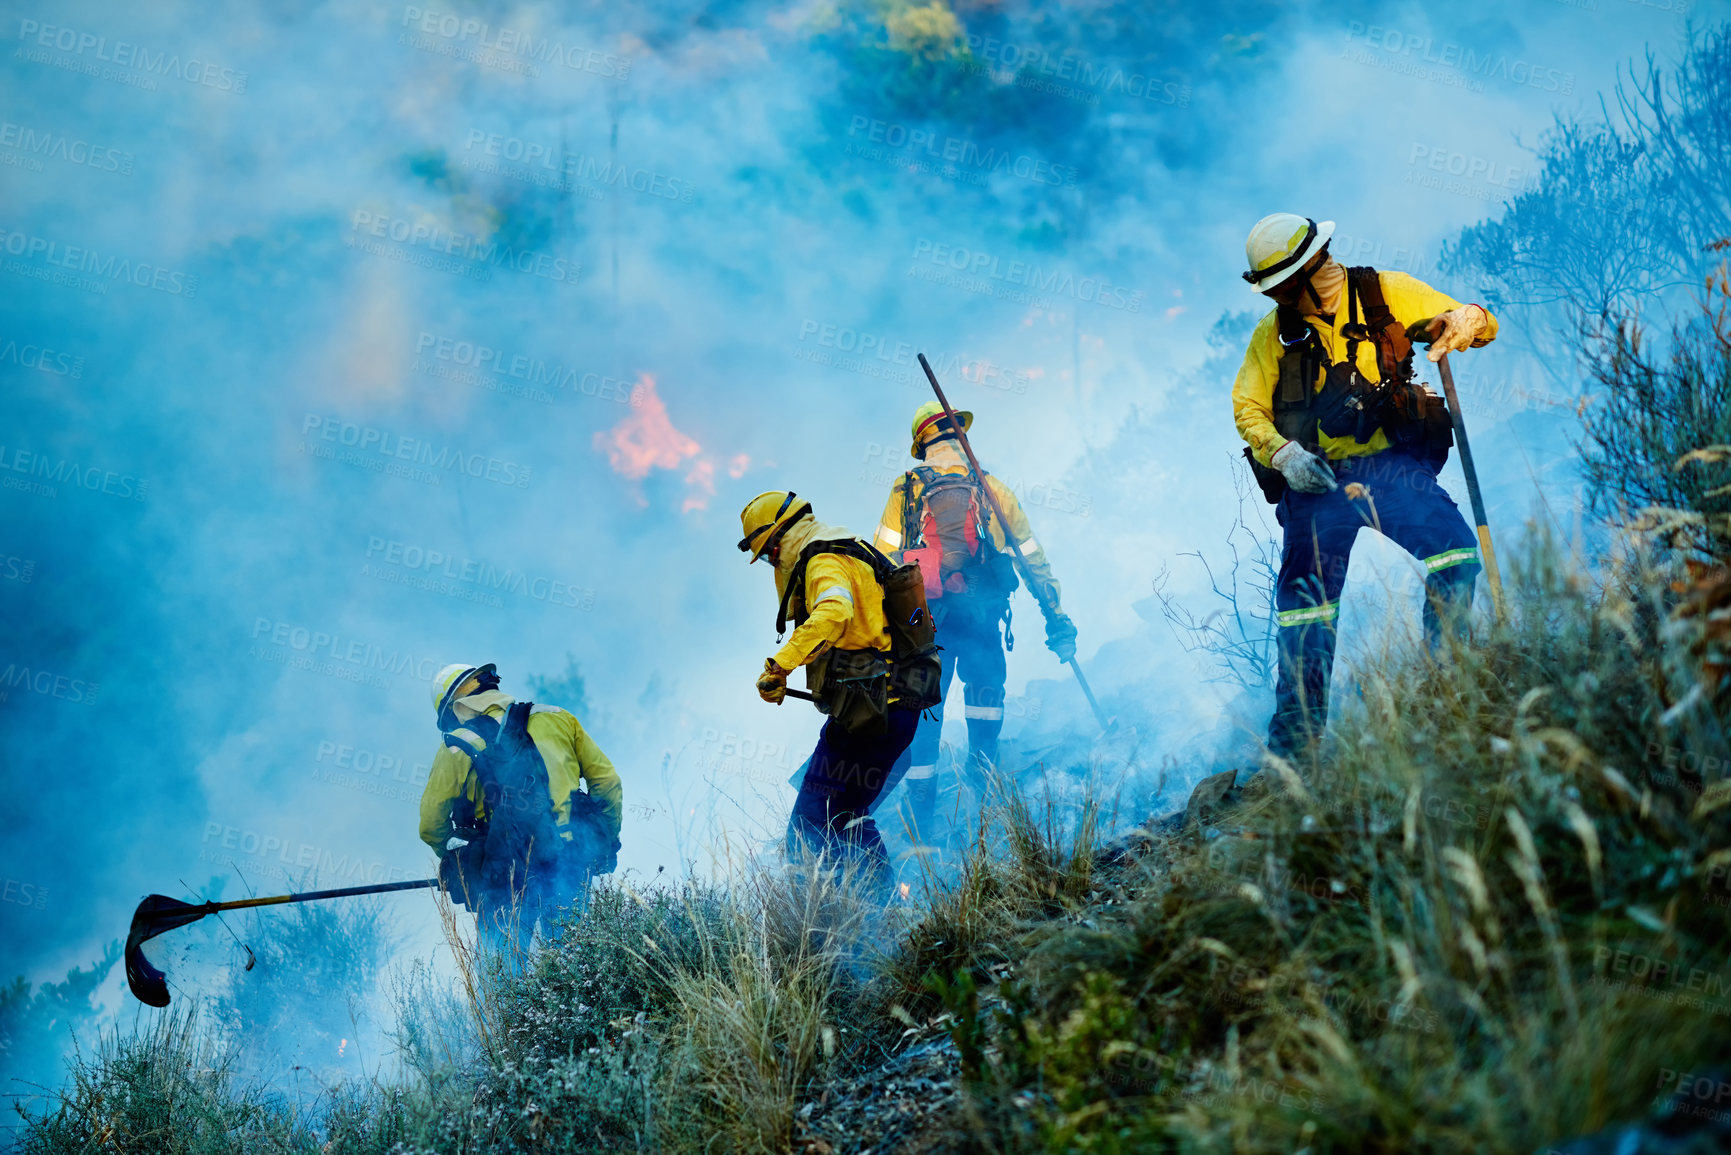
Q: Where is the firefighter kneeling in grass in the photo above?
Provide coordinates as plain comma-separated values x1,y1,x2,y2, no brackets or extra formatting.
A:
873,403,1076,843
739,490,941,891
419,662,623,954
1235,213,1497,776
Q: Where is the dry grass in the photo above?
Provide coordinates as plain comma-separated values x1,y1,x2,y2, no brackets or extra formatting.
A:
962,528,1731,1153
23,532,1731,1155
658,856,882,1154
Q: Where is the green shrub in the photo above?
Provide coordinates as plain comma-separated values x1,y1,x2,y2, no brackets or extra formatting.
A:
20,1011,317,1155
963,528,1731,1153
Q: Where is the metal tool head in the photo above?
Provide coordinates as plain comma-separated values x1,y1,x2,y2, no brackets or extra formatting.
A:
124,894,208,1007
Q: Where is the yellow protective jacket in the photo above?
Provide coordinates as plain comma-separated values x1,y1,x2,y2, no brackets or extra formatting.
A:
418,701,623,858
872,450,1062,607
1232,271,1498,466
770,516,891,671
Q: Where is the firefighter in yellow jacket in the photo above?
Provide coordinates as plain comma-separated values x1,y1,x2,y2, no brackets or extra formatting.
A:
1234,213,1496,761
419,662,623,951
872,403,1075,842
740,490,921,888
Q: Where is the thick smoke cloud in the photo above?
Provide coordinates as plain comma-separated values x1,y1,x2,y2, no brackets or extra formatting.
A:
0,0,1694,1097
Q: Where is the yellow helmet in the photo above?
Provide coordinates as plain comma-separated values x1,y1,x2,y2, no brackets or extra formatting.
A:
737,490,812,563
909,400,972,459
431,661,495,717
1241,213,1335,293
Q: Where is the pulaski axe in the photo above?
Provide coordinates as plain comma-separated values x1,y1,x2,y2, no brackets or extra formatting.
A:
917,353,1111,731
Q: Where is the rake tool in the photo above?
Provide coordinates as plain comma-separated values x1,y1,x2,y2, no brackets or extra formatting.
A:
125,878,438,1006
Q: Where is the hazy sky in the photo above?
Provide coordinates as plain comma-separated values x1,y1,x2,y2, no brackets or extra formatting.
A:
0,0,1706,1050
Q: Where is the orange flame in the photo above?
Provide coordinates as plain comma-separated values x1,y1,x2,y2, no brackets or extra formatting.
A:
593,374,699,481
682,459,716,513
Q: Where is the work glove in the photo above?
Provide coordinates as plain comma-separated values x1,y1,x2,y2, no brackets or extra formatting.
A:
1406,304,1488,363
1270,440,1338,494
756,658,788,705
1045,611,1078,663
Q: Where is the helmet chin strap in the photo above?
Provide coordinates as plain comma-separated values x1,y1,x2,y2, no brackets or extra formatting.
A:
918,430,960,459
1288,249,1333,314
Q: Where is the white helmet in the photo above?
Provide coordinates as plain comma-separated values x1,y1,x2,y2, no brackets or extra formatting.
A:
1242,214,1335,292
431,661,493,717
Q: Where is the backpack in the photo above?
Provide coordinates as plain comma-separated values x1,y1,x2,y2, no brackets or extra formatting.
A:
441,702,609,904
899,467,1019,601
776,537,943,728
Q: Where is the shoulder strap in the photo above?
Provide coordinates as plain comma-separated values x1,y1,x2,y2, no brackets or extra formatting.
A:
919,470,977,495
503,699,534,743
1274,303,1312,352
900,469,927,545
1273,306,1323,395
1272,305,1325,449
774,538,891,634
443,709,501,760
1350,267,1413,380
1352,266,1387,325
445,727,486,760
1344,270,1365,367
914,465,994,542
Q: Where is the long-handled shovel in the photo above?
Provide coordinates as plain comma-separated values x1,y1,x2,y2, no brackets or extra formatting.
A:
125,878,438,1006
1434,352,1507,622
917,353,1111,731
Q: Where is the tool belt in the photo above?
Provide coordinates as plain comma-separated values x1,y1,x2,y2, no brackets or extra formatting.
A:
1246,266,1454,505
807,645,892,736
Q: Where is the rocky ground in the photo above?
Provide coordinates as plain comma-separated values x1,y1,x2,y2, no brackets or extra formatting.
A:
796,1038,969,1155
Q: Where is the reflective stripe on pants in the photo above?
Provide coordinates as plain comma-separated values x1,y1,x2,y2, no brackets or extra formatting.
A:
883,594,1008,839
1268,451,1479,757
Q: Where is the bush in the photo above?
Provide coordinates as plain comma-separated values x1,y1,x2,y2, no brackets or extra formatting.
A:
1577,258,1731,552
959,526,1731,1153
2,944,119,1113
20,1011,317,1155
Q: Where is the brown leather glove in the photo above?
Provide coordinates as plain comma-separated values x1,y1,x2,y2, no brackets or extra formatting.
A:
756,658,788,705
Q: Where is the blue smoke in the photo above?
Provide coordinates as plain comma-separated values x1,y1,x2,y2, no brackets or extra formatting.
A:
0,0,1700,1100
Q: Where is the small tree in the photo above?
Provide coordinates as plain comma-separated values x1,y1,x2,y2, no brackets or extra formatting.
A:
1149,456,1280,693
1443,26,1731,397
1578,247,1731,557
0,945,119,1104
528,654,589,717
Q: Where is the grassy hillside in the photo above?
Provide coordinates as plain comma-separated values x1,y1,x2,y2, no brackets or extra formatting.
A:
23,126,1731,1155
19,512,1731,1154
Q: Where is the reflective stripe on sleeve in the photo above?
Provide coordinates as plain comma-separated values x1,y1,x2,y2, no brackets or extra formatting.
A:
812,585,855,608
875,525,904,549
1018,536,1040,554
1276,602,1338,628
447,729,485,758
963,705,1004,720
1424,547,1480,572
